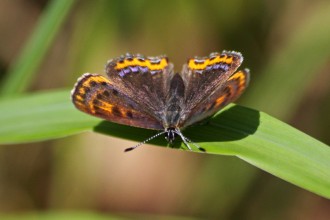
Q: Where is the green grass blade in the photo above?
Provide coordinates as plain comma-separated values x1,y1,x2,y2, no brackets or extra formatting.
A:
0,0,75,96
0,90,100,143
0,90,329,198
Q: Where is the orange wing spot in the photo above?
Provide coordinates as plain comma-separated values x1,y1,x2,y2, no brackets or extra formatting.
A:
188,55,233,70
90,99,114,114
74,95,84,101
229,70,247,93
78,88,86,95
94,105,111,114
229,70,245,81
74,101,85,109
100,102,114,110
81,75,109,87
215,95,226,107
115,57,168,71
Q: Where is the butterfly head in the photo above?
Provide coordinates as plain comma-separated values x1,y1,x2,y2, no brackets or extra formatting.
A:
164,127,178,144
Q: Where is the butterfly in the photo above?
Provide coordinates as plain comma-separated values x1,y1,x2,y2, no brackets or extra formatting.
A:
71,51,250,152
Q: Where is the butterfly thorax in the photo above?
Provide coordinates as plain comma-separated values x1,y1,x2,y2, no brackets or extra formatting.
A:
162,73,185,128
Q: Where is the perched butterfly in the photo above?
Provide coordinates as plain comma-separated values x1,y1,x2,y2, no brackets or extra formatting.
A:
71,51,249,152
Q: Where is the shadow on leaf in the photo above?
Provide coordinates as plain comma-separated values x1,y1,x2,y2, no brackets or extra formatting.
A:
93,105,260,150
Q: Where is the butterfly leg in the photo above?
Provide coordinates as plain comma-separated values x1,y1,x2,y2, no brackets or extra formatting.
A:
174,129,205,152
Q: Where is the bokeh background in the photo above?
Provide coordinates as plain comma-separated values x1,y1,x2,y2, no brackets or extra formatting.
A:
1,0,330,219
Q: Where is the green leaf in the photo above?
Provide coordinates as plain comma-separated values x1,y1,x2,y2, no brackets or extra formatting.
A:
0,90,100,143
0,0,75,96
0,90,329,199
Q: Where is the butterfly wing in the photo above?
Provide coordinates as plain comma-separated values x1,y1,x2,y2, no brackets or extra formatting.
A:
182,69,250,127
71,73,163,130
105,53,175,121
178,51,249,127
181,51,243,109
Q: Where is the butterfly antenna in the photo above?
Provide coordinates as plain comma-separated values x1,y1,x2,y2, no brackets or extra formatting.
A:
174,130,206,152
124,131,167,152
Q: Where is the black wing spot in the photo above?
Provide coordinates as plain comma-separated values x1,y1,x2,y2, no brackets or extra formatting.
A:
96,94,102,100
93,99,100,105
112,89,118,96
224,86,232,96
112,106,122,117
208,101,216,111
89,80,97,87
83,87,91,93
103,90,110,97
126,111,133,118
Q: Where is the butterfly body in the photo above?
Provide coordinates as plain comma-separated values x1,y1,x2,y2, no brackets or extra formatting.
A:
71,51,249,151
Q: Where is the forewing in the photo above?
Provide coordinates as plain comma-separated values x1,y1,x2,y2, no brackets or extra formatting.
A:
180,68,250,128
71,73,163,130
105,53,175,120
181,51,243,111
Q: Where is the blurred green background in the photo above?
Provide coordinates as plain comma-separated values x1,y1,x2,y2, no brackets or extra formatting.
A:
1,0,330,219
